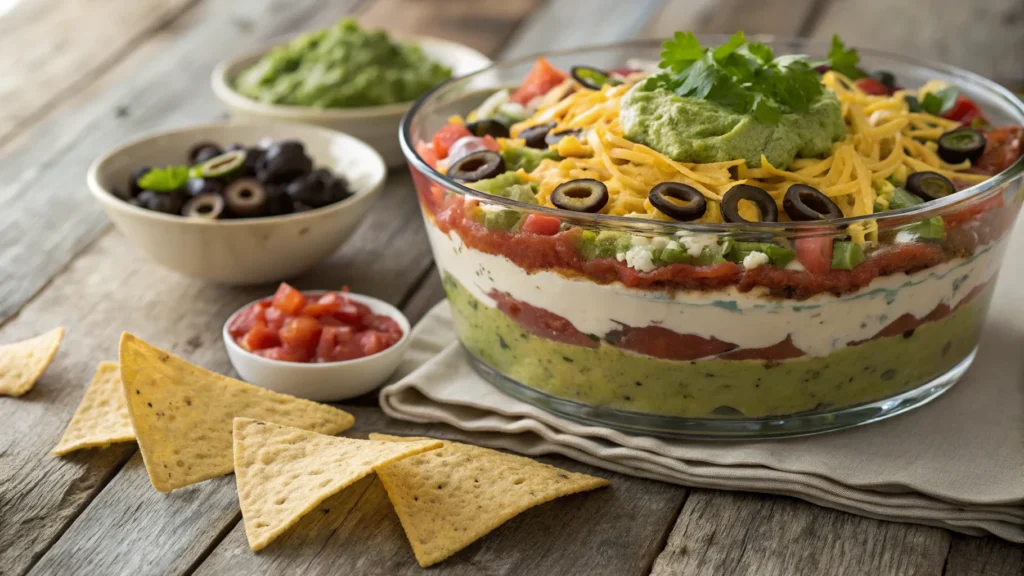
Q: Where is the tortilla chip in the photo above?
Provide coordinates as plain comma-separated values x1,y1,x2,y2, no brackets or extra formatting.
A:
0,327,65,397
119,333,355,492
53,361,135,455
370,433,609,567
233,419,442,552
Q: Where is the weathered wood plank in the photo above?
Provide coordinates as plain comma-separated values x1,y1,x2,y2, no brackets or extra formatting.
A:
811,0,1024,88
401,265,445,324
500,0,666,60
650,490,951,576
642,0,822,38
943,535,1024,576
193,406,687,576
0,0,197,145
0,0,364,327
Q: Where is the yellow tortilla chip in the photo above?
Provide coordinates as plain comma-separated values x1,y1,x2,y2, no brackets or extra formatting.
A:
53,361,134,455
233,418,441,552
370,433,609,567
0,327,64,397
119,333,355,492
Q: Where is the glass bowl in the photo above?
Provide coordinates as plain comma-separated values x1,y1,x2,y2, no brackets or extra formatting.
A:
399,38,1024,438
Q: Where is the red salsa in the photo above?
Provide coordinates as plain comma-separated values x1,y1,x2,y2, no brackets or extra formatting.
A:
228,283,404,363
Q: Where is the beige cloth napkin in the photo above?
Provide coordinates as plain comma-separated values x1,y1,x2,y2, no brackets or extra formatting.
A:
381,227,1024,542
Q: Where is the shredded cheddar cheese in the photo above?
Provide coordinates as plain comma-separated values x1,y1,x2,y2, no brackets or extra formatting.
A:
505,71,988,241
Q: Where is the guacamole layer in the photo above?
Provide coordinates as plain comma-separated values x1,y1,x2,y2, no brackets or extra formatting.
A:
443,273,986,419
620,85,845,169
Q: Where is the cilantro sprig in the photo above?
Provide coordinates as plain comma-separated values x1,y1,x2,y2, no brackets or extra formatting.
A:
643,32,864,124
137,165,189,192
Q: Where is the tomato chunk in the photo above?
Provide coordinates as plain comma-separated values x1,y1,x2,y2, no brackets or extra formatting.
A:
279,316,322,356
510,57,567,105
228,302,267,338
432,124,473,159
520,214,562,236
240,319,279,352
415,141,439,170
264,306,292,332
794,237,833,275
300,292,344,317
944,95,987,126
854,77,890,95
255,346,309,363
271,283,307,315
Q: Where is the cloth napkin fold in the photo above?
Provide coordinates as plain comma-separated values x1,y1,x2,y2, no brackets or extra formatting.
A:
381,230,1024,542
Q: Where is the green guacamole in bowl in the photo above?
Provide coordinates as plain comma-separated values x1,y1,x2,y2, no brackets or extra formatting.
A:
234,19,453,108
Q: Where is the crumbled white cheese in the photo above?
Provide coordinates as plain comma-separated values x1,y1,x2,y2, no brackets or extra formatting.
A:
665,240,681,252
630,235,651,247
742,251,771,270
675,232,719,258
622,246,657,273
895,230,919,243
650,236,671,250
785,258,806,272
478,202,506,214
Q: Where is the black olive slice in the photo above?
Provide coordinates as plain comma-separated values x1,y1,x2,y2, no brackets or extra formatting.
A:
570,66,619,90
906,171,956,202
721,185,778,223
937,128,987,165
188,142,223,165
648,182,707,221
136,190,185,215
448,150,505,182
182,192,226,219
286,171,335,208
257,142,313,184
466,119,510,139
545,128,582,147
551,179,608,213
185,177,223,197
873,70,897,92
242,147,265,177
128,165,153,197
518,122,556,149
224,178,268,217
783,184,843,221
197,150,246,179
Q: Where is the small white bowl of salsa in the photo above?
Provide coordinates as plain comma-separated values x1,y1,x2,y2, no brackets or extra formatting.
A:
223,283,411,401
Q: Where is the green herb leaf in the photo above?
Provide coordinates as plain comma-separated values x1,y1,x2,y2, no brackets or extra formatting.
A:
659,31,703,72
712,31,746,61
920,86,959,116
825,35,865,79
137,165,189,192
745,42,774,64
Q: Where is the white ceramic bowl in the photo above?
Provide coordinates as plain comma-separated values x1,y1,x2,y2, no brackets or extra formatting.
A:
88,122,387,284
223,291,411,401
211,35,492,167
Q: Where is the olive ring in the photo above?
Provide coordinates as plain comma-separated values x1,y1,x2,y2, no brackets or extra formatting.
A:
783,184,843,221
721,185,778,223
648,182,708,222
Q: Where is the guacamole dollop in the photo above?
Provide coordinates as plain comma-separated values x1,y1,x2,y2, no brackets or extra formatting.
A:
234,19,452,108
620,85,845,169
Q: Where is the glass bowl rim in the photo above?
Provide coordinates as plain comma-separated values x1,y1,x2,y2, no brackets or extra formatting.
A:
399,36,1024,233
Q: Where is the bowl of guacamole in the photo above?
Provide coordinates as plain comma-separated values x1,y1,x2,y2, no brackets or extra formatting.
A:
213,19,492,166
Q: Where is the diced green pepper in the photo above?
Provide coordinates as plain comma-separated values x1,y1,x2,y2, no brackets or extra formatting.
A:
501,147,560,173
727,241,795,268
693,247,727,266
468,172,539,205
483,209,521,231
578,230,625,260
905,216,946,240
658,245,690,265
831,241,865,270
887,187,924,210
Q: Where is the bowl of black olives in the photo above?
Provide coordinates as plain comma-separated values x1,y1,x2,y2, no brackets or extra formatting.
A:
87,122,386,284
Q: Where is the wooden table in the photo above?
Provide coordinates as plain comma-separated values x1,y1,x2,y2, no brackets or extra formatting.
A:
1,1,1021,574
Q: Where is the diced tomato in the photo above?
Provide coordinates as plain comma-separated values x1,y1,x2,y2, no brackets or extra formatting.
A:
415,141,440,170
300,292,344,317
794,237,833,275
854,77,890,95
316,325,361,362
334,297,373,329
240,319,280,352
279,316,322,357
944,95,987,126
432,124,473,159
271,283,307,315
358,331,388,357
228,302,268,338
264,306,291,332
519,214,562,236
510,57,567,105
255,346,309,363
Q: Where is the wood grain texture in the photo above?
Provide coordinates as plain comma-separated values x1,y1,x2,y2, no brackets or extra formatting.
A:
651,490,951,576
0,0,197,145
643,0,822,38
812,0,1024,87
944,535,1024,576
0,0,363,327
194,406,687,576
401,265,445,324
